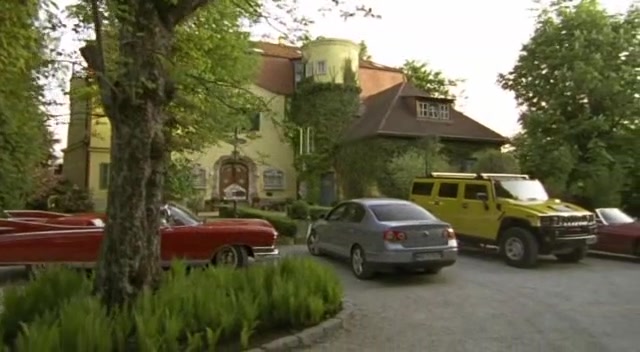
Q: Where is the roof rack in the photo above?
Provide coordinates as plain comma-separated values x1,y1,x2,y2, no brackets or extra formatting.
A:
423,172,530,180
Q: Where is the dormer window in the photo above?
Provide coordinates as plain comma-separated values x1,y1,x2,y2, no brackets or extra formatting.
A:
417,101,450,120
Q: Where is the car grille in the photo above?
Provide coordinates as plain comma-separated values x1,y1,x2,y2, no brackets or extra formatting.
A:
559,215,593,227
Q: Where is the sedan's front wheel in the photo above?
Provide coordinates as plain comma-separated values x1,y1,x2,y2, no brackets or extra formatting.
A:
350,245,375,280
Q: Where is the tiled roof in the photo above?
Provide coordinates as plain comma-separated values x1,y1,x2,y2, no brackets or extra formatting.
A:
343,81,507,143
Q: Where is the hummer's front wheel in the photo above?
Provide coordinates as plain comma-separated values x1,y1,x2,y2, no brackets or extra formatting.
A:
499,227,539,268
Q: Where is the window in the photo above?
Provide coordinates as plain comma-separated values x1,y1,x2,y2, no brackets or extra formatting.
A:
411,182,434,196
416,101,451,120
438,183,459,198
369,203,437,222
305,61,313,77
342,203,366,223
248,112,261,132
326,203,348,221
464,184,488,200
99,163,110,189
192,165,206,189
294,61,304,83
263,168,285,190
316,60,327,75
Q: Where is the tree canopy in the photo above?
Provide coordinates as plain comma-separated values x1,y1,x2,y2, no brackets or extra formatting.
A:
0,0,57,211
401,60,461,99
499,0,640,210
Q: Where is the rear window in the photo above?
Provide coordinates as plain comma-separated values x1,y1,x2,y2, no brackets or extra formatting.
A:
369,203,437,222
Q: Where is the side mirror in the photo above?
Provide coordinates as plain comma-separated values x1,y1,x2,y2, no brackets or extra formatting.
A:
476,192,488,202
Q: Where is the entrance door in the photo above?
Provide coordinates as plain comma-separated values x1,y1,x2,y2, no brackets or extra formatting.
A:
219,162,249,200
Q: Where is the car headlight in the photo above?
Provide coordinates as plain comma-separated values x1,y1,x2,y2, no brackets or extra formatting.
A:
540,216,560,227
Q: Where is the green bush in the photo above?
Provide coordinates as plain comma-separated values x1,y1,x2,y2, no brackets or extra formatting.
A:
219,206,297,237
2,258,343,351
287,200,310,220
309,205,332,221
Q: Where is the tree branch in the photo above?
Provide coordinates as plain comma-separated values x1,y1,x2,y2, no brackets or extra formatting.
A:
86,0,115,113
156,0,212,29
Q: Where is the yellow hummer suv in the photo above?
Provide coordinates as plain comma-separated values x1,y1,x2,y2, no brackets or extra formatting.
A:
409,172,597,268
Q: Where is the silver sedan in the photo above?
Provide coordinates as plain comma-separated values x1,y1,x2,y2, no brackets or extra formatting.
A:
306,198,458,279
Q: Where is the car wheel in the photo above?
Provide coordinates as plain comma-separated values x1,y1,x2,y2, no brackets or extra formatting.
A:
350,245,375,280
214,245,249,268
499,227,539,268
307,230,322,256
554,245,587,263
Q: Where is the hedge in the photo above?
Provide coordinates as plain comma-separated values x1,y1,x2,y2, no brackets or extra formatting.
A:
308,205,332,221
1,259,343,351
219,205,297,237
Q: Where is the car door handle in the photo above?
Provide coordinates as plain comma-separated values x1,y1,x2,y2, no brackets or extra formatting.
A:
462,203,468,209
430,200,441,206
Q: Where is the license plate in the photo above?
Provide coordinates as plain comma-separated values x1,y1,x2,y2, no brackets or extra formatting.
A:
414,252,442,261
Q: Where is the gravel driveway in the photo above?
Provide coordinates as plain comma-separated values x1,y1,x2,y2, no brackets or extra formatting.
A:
280,246,640,352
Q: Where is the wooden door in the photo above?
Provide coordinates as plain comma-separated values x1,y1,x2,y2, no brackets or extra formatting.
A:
219,162,249,200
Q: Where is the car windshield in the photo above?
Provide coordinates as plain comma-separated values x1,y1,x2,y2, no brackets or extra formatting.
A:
494,180,549,201
369,202,437,222
167,203,201,226
597,208,635,225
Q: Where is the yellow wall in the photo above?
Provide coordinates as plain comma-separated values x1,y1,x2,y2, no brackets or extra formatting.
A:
302,38,360,83
189,84,297,201
62,76,90,187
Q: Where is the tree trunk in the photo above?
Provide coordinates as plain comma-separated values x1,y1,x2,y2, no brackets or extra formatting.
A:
93,2,174,307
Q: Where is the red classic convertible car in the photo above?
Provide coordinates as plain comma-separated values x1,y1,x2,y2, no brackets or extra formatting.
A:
0,203,279,269
591,207,640,257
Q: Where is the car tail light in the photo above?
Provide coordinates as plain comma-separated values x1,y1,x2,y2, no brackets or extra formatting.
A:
442,228,456,240
383,230,406,242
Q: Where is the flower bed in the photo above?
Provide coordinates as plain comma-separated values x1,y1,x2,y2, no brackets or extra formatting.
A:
0,258,343,351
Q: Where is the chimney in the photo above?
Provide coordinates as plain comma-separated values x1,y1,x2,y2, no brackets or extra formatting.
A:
278,36,286,45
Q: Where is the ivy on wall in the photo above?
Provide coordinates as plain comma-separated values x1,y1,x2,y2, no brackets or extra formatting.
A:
286,59,361,202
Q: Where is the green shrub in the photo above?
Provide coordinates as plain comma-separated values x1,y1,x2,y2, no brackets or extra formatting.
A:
219,206,297,237
287,200,310,220
4,258,343,351
0,266,92,344
309,205,332,221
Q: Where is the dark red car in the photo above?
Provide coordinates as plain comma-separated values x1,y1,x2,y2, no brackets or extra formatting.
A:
0,203,279,269
592,208,640,257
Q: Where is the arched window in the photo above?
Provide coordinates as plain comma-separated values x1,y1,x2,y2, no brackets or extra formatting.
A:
263,168,285,190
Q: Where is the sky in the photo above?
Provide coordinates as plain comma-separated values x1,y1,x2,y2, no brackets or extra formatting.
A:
48,0,635,155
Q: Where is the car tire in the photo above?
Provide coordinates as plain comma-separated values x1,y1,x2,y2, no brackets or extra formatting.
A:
214,245,249,268
307,230,322,256
554,245,587,263
499,227,539,268
350,245,375,280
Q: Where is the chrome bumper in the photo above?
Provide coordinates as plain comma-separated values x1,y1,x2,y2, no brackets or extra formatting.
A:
252,246,280,260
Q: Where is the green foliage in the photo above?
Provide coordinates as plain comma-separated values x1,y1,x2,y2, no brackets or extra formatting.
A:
401,60,461,99
2,259,343,351
358,40,372,60
309,205,332,221
499,0,640,208
0,0,57,211
287,200,310,220
33,179,95,213
219,206,298,237
471,149,520,174
164,156,198,202
379,139,454,199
